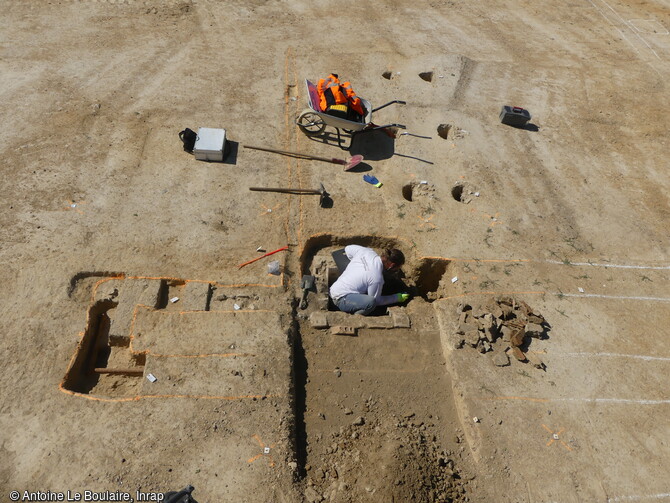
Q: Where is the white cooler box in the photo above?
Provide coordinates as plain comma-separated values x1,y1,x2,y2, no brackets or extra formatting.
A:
193,127,227,161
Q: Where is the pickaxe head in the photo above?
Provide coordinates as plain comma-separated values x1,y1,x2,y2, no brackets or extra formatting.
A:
318,183,332,208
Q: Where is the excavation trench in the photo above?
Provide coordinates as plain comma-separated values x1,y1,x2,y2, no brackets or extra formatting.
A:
290,238,467,501
293,303,467,501
62,275,219,399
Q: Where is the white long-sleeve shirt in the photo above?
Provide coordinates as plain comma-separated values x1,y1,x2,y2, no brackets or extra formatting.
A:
329,245,398,306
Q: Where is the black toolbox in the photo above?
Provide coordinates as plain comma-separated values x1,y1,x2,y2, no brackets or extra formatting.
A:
499,106,531,127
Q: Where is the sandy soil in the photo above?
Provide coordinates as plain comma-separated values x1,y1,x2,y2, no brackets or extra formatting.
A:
1,0,669,502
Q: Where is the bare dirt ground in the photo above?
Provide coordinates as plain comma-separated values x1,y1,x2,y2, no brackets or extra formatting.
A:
1,0,669,502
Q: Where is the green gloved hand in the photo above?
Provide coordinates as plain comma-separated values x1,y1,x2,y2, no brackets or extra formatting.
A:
396,293,410,303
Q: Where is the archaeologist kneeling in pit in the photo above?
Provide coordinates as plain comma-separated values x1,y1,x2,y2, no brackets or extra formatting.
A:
329,245,409,316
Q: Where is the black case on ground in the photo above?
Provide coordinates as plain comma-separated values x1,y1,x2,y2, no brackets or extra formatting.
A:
499,106,531,127
332,249,350,273
178,128,197,152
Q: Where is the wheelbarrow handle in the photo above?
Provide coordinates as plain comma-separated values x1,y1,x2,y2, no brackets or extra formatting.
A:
360,123,407,133
371,100,407,113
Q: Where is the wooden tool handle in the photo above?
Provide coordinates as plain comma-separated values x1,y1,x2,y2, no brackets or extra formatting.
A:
249,187,320,194
94,368,145,376
244,144,343,164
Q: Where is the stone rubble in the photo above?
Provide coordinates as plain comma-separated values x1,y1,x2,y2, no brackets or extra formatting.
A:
453,297,548,370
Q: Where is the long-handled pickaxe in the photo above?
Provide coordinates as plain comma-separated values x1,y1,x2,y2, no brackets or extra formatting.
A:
249,184,331,207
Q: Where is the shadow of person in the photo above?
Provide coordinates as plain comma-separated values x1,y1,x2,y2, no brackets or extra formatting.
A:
382,270,409,295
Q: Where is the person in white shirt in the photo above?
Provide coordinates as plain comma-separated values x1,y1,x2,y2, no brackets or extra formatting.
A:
329,245,409,315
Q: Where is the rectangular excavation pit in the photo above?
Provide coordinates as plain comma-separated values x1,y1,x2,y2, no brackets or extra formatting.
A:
300,234,409,316
300,236,453,307
300,234,412,320
310,248,406,316
61,300,146,397
64,297,288,399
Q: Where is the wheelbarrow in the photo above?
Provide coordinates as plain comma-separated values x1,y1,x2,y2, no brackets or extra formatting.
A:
296,79,406,150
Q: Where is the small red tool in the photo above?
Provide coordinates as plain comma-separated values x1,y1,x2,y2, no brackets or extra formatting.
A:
238,245,289,269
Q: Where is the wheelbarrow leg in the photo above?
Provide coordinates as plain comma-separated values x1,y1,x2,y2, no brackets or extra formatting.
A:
335,128,356,151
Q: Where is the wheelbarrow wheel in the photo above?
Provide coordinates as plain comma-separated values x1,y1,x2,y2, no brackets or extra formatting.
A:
297,110,326,136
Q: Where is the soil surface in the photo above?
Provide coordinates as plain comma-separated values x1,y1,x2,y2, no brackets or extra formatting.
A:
299,302,471,503
1,1,669,502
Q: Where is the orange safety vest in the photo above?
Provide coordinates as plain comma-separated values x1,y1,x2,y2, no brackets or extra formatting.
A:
318,74,347,111
317,74,364,116
340,81,364,116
